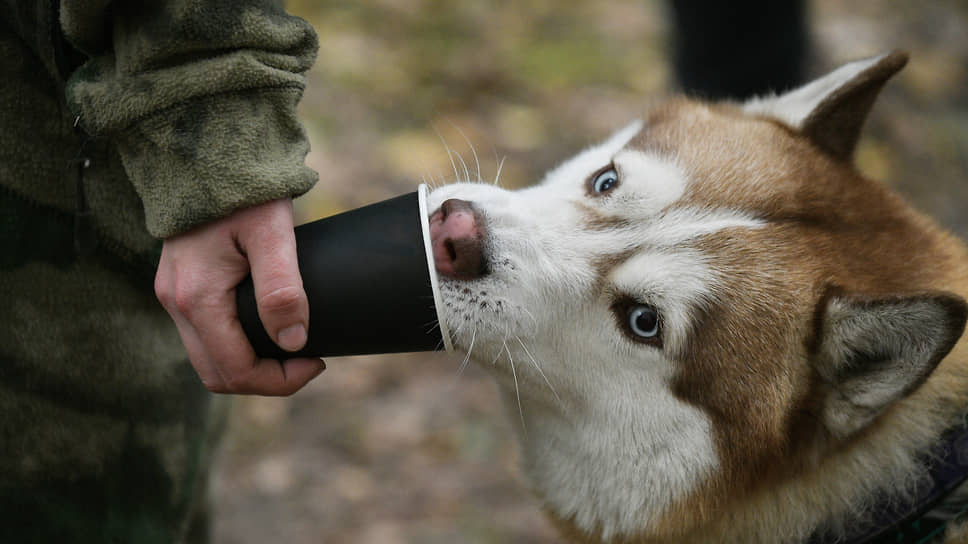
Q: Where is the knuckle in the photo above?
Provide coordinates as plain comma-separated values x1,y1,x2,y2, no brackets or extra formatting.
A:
154,274,172,309
173,289,194,316
258,285,305,315
199,376,227,393
172,279,202,317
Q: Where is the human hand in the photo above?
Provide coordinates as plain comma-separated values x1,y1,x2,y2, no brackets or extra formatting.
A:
155,198,325,395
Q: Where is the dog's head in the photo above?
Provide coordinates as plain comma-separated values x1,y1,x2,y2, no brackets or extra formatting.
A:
427,52,968,540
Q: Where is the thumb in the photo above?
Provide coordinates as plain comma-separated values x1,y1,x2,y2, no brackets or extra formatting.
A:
238,199,310,353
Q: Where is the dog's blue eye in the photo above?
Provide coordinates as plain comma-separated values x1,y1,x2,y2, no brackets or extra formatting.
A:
592,168,619,194
628,305,659,339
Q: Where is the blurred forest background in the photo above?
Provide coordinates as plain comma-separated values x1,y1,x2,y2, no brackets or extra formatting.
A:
213,1,968,542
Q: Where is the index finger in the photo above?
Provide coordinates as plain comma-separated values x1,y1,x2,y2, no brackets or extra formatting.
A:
240,200,311,353
191,288,323,395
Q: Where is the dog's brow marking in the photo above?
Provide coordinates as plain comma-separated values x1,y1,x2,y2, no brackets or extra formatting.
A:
609,248,720,357
613,150,687,212
589,208,762,285
649,207,766,248
593,249,639,285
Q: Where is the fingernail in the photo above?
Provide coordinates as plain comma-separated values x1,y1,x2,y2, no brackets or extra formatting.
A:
277,324,307,352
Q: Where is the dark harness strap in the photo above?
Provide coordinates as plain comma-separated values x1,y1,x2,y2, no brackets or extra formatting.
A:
809,420,968,544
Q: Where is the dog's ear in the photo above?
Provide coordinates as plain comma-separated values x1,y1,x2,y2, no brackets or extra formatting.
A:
744,51,908,161
812,292,967,439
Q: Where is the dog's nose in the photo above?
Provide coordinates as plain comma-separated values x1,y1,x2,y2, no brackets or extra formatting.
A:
430,198,487,280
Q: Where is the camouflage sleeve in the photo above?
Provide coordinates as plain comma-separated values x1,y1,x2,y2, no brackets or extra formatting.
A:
61,1,319,238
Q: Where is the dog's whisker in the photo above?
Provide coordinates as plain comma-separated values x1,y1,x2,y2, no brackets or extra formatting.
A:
443,122,473,183
488,343,504,366
506,341,527,436
448,318,469,347
516,335,561,405
426,171,440,191
456,329,476,378
493,154,506,188
452,123,483,184
424,318,441,335
519,306,539,328
417,157,438,190
487,323,512,367
436,166,450,187
434,126,463,183
454,145,471,183
438,123,472,183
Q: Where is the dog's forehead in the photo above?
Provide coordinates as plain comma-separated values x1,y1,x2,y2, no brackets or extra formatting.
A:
625,100,829,217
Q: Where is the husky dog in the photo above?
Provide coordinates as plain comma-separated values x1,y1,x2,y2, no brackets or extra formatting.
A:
427,52,968,543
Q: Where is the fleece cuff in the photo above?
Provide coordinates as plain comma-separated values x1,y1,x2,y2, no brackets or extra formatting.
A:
114,86,318,238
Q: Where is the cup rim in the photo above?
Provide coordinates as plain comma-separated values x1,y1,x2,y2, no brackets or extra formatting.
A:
418,184,454,353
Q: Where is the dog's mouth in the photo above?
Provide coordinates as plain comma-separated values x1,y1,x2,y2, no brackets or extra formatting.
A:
429,198,488,281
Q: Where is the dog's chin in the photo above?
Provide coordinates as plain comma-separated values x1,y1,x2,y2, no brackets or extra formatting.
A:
437,266,544,359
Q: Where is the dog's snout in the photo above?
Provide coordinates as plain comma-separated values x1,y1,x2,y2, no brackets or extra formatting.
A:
430,199,487,280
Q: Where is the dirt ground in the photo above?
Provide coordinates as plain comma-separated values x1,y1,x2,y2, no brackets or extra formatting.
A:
211,1,968,542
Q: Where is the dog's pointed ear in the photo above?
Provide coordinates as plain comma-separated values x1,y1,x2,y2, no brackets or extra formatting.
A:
744,51,908,161
813,292,967,439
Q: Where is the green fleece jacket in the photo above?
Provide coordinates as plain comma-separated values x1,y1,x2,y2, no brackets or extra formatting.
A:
0,2,318,541
2,0,318,248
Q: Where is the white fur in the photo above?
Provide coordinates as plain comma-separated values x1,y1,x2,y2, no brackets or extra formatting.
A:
645,207,765,249
610,150,687,214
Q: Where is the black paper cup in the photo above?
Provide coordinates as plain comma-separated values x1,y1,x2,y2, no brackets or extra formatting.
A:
236,184,452,359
